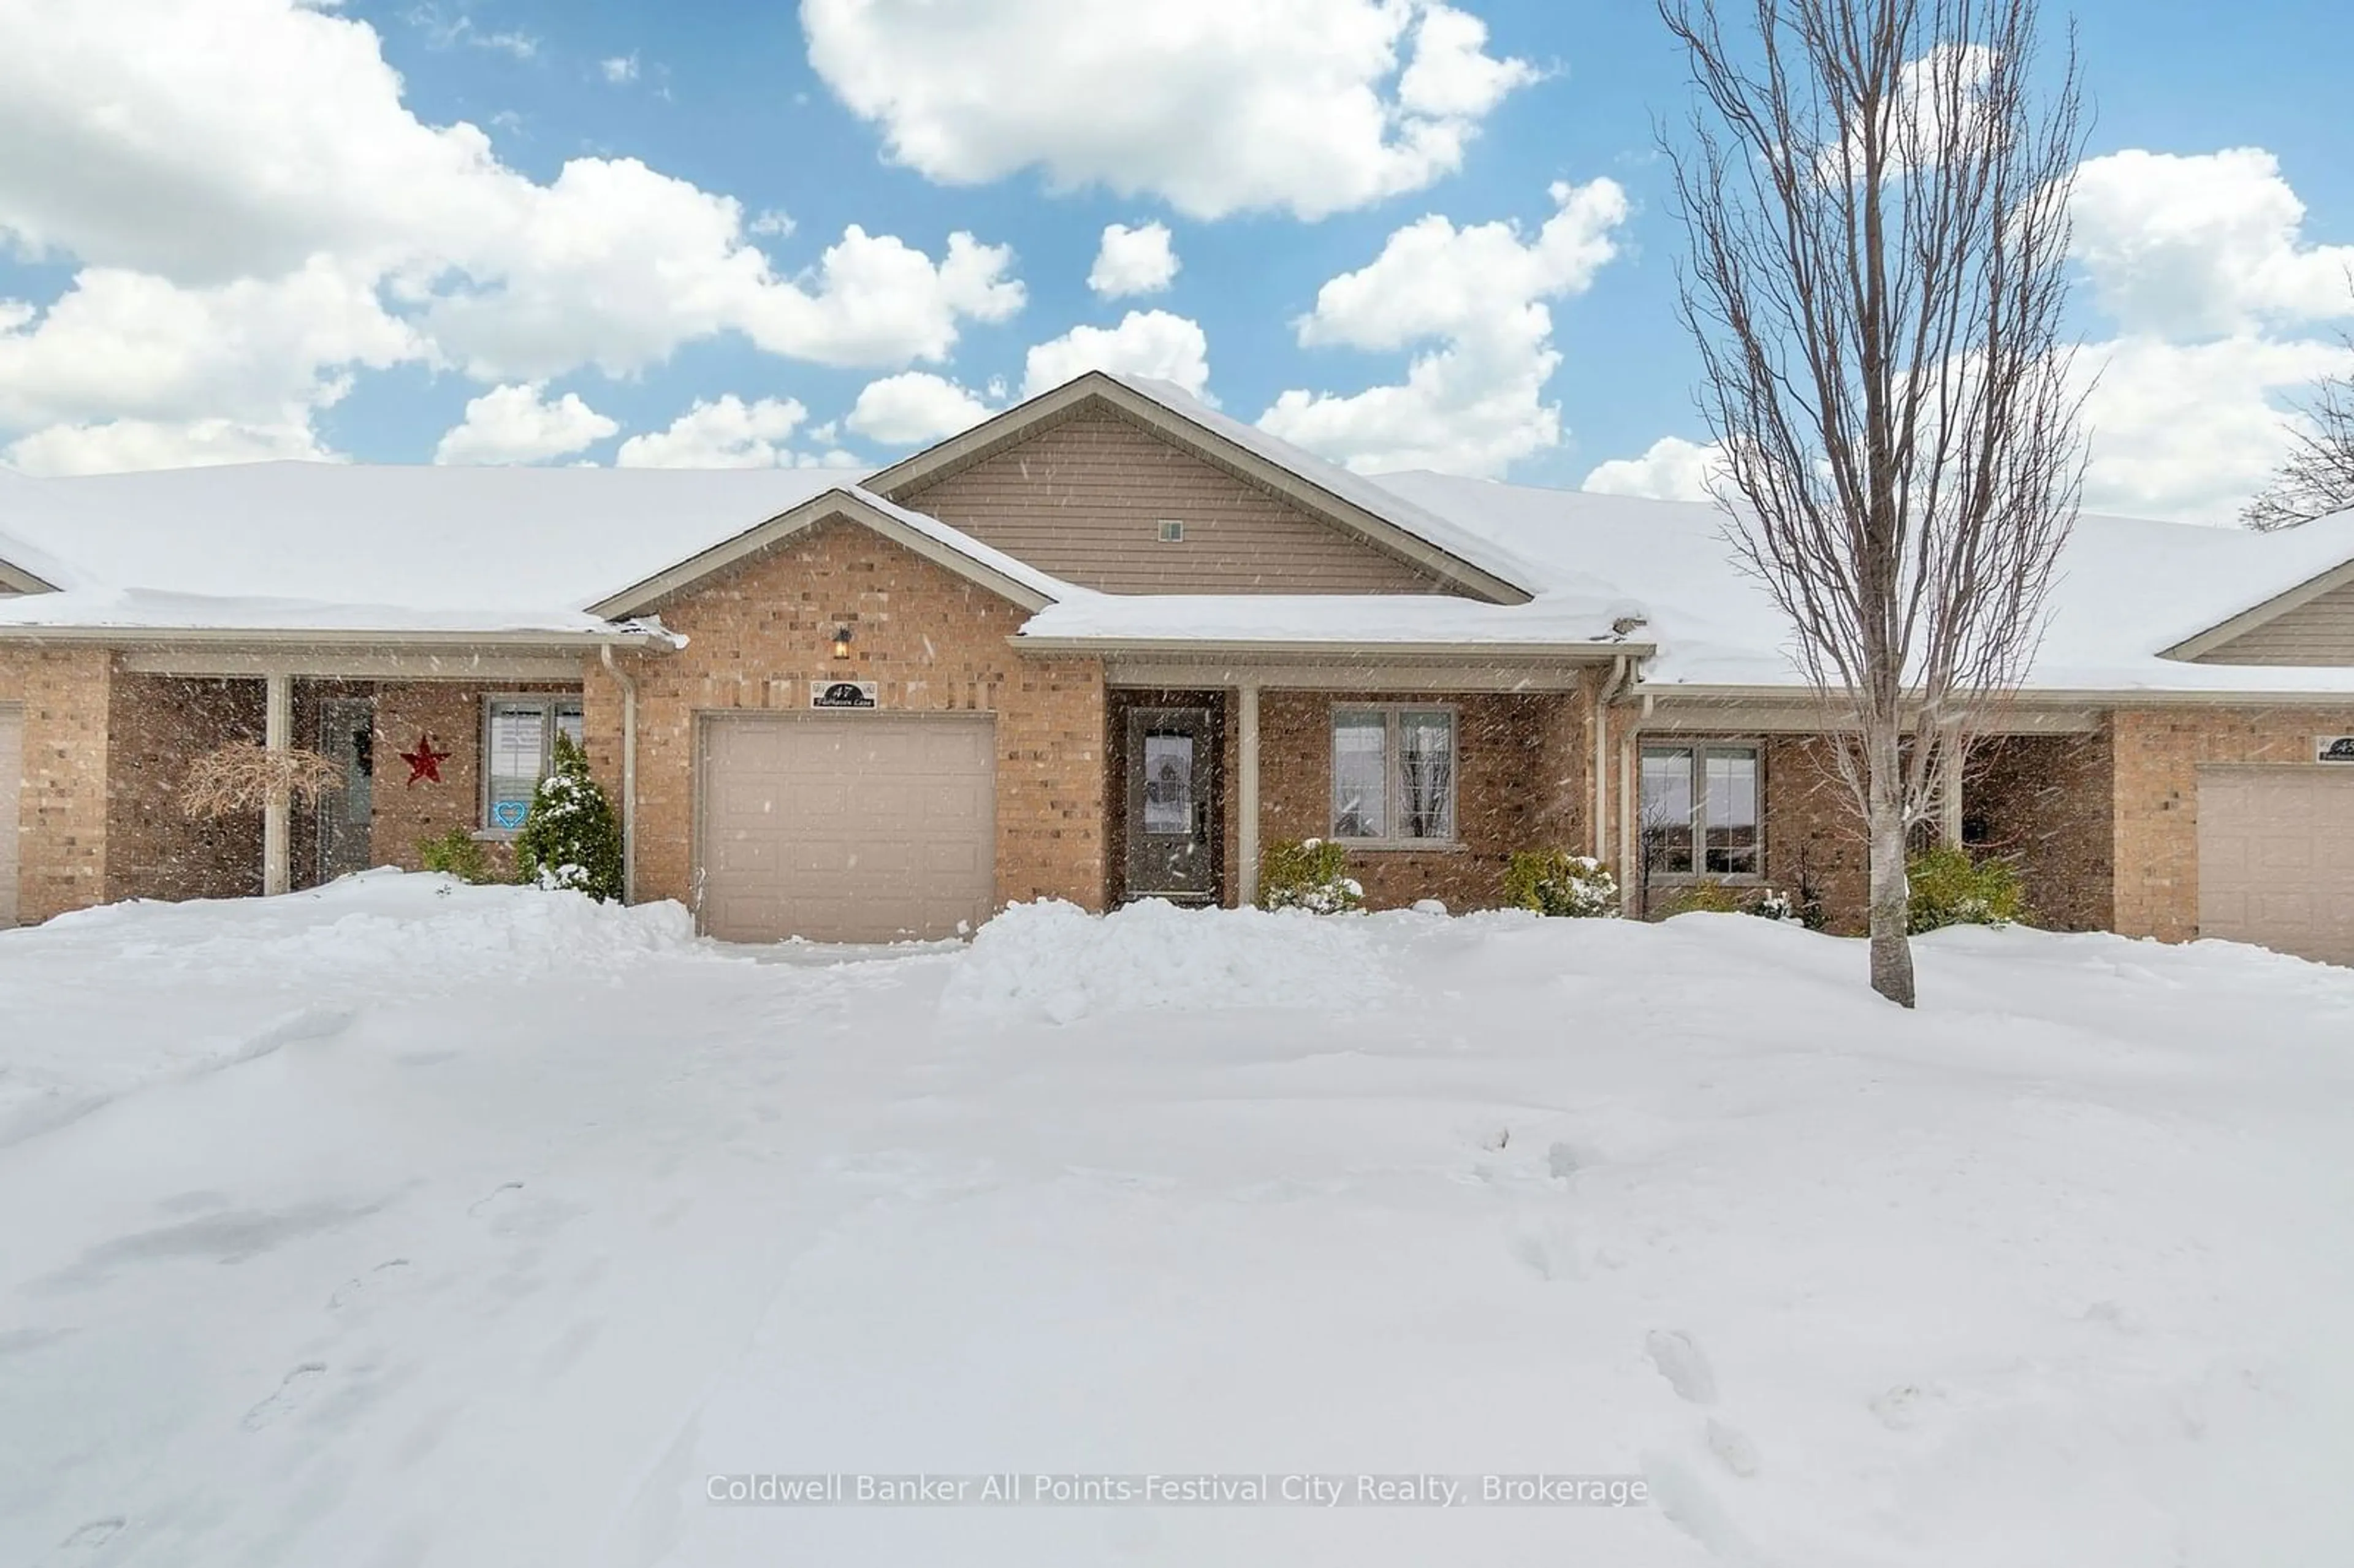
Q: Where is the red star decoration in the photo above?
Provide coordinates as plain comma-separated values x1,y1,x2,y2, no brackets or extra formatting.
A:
399,733,451,786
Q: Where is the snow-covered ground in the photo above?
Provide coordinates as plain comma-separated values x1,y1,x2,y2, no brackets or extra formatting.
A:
4,874,2352,1567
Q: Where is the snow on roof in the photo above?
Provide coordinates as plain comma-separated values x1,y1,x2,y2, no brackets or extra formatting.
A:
1018,584,1645,649
1373,471,2354,695
1103,374,1551,599
0,462,868,631
0,588,644,638
0,468,99,592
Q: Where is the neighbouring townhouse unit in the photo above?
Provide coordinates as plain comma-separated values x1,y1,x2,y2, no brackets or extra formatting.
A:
3,372,2352,962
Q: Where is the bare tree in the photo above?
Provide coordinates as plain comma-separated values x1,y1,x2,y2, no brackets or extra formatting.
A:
2244,313,2354,531
1659,0,2088,1006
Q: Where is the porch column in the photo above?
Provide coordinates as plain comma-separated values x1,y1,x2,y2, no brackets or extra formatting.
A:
263,671,291,896
1939,759,1965,848
1236,680,1262,908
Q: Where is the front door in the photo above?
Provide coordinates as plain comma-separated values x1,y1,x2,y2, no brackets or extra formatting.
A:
1124,706,1220,902
316,696,376,883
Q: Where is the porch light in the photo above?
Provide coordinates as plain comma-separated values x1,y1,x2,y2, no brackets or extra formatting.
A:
832,625,853,660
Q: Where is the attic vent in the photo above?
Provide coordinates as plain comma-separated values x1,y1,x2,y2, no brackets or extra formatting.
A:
1156,518,1185,543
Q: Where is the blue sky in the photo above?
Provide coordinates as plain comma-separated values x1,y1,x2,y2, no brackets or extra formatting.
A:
2,0,2348,523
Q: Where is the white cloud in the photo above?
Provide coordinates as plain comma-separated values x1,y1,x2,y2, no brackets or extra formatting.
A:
2,416,337,476
2076,335,2354,523
406,3,536,59
432,382,618,465
0,0,1026,467
846,372,993,446
802,0,1536,220
1258,178,1629,475
600,53,638,83
1087,222,1179,299
1582,436,1725,503
2072,149,2354,339
615,395,815,469
1023,310,1213,402
0,258,420,432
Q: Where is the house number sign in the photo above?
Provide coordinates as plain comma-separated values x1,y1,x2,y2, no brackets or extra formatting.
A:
812,680,881,710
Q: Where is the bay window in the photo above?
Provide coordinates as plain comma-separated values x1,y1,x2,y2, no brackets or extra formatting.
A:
1640,743,1761,878
1331,706,1457,844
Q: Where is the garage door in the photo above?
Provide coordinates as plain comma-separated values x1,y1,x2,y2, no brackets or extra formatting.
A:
0,706,18,927
2197,766,2354,966
698,713,996,943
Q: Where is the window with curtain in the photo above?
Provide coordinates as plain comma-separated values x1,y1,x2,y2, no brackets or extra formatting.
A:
1330,707,1456,843
1641,744,1761,879
482,696,586,834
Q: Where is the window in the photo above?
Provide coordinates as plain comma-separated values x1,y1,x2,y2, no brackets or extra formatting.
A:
1641,744,1761,878
482,696,584,834
1330,706,1456,844
1157,518,1186,542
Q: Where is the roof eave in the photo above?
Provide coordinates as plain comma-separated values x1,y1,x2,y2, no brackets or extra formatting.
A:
1015,634,1653,661
2157,554,2354,662
0,624,672,649
588,487,1056,619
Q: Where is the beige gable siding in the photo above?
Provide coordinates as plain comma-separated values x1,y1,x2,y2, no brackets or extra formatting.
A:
2194,577,2354,666
895,408,1461,596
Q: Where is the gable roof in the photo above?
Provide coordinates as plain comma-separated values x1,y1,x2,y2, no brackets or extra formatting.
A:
590,486,1069,617
1374,471,2354,697
2157,509,2354,660
864,371,1541,606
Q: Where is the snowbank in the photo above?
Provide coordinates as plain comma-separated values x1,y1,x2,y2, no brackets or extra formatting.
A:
5,896,2353,1566
0,871,699,1146
26,868,696,980
943,897,1404,1024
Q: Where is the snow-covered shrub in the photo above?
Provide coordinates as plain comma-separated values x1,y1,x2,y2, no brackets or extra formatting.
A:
1257,838,1365,915
1749,888,1799,922
514,733,624,902
1658,879,1747,916
417,828,497,885
1906,844,2024,933
1504,850,1620,917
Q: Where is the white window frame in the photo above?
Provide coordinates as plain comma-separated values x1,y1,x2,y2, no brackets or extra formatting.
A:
1328,703,1460,849
1640,739,1765,883
479,693,585,839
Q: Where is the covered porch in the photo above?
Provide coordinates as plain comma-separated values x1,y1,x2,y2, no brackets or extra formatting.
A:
94,635,636,905
1090,648,1634,913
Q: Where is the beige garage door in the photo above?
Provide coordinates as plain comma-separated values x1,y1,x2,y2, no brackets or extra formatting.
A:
0,706,19,927
2197,766,2354,966
698,712,996,943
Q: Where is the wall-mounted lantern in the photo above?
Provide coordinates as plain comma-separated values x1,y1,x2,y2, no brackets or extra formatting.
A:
831,625,854,660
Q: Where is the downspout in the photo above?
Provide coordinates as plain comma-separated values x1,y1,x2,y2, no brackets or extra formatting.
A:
600,644,638,904
1593,654,1628,863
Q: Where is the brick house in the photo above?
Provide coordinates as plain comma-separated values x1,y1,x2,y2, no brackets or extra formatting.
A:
4,371,2352,962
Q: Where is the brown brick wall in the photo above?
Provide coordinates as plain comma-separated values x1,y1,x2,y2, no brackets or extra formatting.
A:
584,517,1106,921
895,407,1458,596
105,675,265,903
1,646,111,922
1252,688,1588,910
1964,731,2116,932
369,682,582,878
2112,704,2354,941
1632,729,2118,934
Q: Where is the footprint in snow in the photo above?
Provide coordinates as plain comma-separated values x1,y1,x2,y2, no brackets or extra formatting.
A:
467,1182,525,1218
1645,1329,1720,1405
52,1517,124,1554
242,1363,327,1430
327,1258,411,1311
1507,1216,1584,1281
1705,1417,1761,1477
